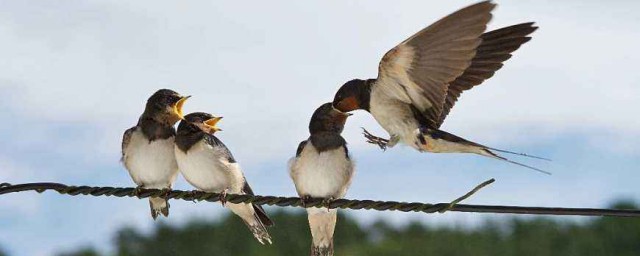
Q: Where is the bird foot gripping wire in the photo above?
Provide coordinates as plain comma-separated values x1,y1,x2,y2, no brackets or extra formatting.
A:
438,178,496,213
300,195,312,208
322,197,335,212
160,188,172,200
299,196,335,212
362,127,389,151
133,185,145,198
219,189,229,207
185,190,200,203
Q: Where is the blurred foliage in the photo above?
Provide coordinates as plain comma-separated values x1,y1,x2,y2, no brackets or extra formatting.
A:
48,200,640,256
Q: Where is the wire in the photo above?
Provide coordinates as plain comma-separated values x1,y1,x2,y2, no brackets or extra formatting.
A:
1,182,639,217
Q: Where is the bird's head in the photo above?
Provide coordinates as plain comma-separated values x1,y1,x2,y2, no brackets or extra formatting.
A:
179,112,223,135
332,79,369,113
144,89,190,125
309,102,352,135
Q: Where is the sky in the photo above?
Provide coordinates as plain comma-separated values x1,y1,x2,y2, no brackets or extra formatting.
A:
0,0,639,255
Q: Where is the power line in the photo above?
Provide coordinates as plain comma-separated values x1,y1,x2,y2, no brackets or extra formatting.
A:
1,182,639,217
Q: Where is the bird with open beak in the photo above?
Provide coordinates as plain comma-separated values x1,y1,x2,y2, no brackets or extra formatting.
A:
174,112,274,245
289,103,355,256
332,1,549,173
121,89,190,219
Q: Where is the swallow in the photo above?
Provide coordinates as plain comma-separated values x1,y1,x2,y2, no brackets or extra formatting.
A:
289,103,355,256
121,89,189,219
175,112,274,244
332,1,549,174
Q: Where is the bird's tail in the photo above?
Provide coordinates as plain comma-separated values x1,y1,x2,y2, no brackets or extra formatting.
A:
478,148,551,175
227,203,273,245
419,128,550,175
308,208,337,256
149,197,169,220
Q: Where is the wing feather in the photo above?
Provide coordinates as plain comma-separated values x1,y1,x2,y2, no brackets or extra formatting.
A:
376,1,495,128
121,127,136,162
436,22,538,127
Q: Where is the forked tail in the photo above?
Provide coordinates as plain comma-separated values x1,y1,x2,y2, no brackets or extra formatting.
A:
484,146,551,161
308,208,337,256
149,197,169,220
480,148,551,175
243,216,272,245
420,129,551,174
228,202,273,245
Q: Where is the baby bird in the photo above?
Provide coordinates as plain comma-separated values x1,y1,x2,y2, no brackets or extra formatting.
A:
175,112,273,244
122,89,189,219
289,103,355,256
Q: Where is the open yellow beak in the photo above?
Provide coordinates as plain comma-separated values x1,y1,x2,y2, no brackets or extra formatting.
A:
204,116,223,132
172,95,191,120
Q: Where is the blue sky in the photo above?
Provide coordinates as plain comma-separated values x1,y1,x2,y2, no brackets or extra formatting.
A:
1,0,639,255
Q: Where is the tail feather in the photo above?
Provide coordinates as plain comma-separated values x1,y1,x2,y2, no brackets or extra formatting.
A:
481,149,551,175
243,215,272,245
311,242,334,256
149,197,169,220
421,129,551,174
308,208,337,256
484,146,551,161
253,204,274,227
228,203,272,244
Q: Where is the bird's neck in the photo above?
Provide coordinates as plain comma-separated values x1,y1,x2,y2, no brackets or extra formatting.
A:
309,132,346,153
175,129,205,153
358,79,374,112
137,116,175,141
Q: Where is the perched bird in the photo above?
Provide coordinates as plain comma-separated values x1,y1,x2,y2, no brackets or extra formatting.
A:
174,112,274,244
332,1,548,173
289,103,355,256
121,89,190,219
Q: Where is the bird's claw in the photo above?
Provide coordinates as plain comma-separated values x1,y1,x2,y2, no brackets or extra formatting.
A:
133,185,144,198
322,197,335,212
300,195,312,208
187,190,200,203
160,188,172,199
362,128,389,151
219,189,228,207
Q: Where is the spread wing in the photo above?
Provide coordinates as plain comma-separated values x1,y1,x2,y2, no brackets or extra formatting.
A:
121,126,136,162
376,1,495,128
436,22,538,127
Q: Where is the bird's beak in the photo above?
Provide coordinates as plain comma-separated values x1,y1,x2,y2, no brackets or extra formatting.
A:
172,95,191,120
204,116,223,132
332,105,353,117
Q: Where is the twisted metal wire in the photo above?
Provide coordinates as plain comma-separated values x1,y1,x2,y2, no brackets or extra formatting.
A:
1,182,640,217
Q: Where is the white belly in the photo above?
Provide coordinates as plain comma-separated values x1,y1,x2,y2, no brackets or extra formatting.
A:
175,140,245,193
123,129,178,189
369,88,420,148
289,143,354,198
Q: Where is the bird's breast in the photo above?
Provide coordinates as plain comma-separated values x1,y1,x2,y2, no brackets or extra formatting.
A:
175,140,243,193
289,144,354,198
123,129,178,188
369,88,419,141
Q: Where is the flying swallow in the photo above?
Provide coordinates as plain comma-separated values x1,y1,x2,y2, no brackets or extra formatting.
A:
332,1,548,173
289,103,355,256
175,112,274,244
121,89,190,219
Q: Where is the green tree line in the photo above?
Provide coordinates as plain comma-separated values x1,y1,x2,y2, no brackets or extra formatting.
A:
8,201,640,256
